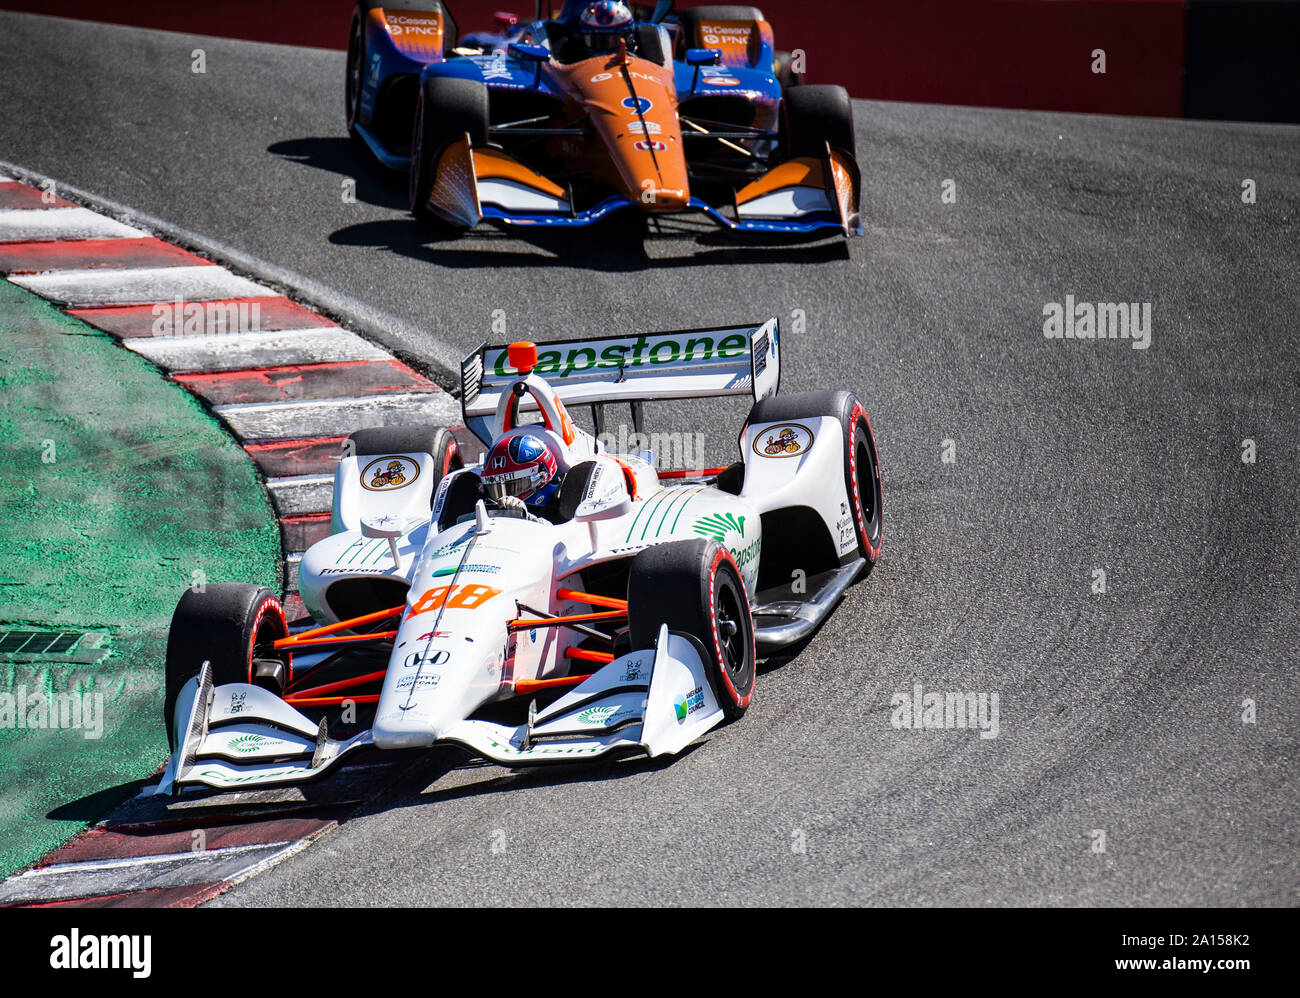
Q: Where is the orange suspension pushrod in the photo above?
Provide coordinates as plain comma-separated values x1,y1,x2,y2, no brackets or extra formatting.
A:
275,630,396,649
555,588,628,610
514,672,594,694
286,669,388,700
508,610,624,632
565,647,615,664
281,694,381,707
274,604,404,646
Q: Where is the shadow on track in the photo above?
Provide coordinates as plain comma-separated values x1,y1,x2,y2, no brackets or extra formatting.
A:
268,136,408,212
358,742,709,815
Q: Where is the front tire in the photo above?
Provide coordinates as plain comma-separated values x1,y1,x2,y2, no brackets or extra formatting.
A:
780,84,855,160
162,585,290,750
409,75,489,224
627,539,756,720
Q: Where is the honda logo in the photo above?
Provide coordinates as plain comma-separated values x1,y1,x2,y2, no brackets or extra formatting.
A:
404,649,451,668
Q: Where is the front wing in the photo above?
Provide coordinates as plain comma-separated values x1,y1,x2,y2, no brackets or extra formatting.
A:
425,134,860,237
147,626,723,795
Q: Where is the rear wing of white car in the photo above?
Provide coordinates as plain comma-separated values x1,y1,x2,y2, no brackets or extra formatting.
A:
460,319,780,443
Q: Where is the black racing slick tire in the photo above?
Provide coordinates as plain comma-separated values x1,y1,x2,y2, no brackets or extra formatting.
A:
347,2,457,141
746,390,883,571
780,84,856,160
409,74,489,224
627,539,756,721
774,49,803,89
344,11,367,142
162,585,290,750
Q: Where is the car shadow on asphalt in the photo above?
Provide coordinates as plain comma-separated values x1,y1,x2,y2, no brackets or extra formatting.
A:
45,777,154,822
328,216,851,272
353,741,709,814
267,136,409,212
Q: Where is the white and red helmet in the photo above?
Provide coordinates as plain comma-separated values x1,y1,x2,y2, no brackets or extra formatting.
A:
481,431,561,505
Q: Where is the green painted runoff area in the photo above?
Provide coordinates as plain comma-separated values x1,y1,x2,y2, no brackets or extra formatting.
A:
0,280,280,880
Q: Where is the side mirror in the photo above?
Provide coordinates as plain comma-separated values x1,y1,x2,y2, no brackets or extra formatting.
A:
573,495,632,523
508,42,550,62
685,47,722,66
361,515,405,570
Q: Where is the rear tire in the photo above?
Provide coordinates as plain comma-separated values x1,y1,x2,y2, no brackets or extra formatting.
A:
774,49,803,90
627,539,755,720
780,84,855,160
162,585,290,750
345,13,366,144
409,74,489,224
348,2,457,144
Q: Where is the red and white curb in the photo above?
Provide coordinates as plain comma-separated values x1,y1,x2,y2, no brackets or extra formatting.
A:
0,174,460,611
0,171,461,906
0,761,414,908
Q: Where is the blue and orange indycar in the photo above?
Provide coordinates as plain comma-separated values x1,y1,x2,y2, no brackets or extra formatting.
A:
344,1,861,236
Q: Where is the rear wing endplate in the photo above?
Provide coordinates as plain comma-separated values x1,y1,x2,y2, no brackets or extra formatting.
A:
460,318,780,442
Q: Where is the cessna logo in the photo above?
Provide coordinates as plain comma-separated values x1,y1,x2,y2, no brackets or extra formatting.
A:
386,14,441,36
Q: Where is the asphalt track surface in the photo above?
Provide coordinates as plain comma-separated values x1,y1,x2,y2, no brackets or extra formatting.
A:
3,12,1297,906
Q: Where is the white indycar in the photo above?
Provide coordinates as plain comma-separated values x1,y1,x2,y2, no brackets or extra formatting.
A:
153,320,883,794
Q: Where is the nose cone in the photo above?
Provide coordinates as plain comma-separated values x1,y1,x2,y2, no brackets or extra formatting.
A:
373,683,466,749
372,722,438,750
554,56,689,212
373,636,489,750
642,188,690,212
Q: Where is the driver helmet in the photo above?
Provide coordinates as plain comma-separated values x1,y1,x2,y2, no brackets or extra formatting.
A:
578,0,634,53
481,432,561,506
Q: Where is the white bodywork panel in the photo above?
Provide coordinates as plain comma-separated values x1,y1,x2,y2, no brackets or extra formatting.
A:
154,625,722,791
739,414,857,561
150,320,873,794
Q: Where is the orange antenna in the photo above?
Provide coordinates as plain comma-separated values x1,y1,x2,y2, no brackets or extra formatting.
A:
508,341,537,374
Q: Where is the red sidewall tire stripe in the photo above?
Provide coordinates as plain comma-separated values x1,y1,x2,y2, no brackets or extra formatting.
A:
706,546,754,709
848,401,883,564
246,594,290,686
